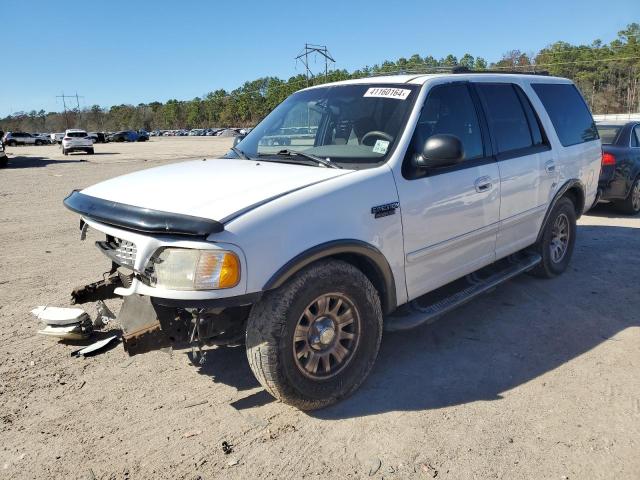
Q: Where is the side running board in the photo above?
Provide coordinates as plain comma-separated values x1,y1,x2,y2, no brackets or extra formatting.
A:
384,252,541,332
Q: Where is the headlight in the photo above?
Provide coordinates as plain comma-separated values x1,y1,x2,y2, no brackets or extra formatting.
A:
147,248,240,290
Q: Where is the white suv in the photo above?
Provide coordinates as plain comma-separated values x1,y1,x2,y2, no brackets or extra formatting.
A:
62,129,94,155
64,72,601,409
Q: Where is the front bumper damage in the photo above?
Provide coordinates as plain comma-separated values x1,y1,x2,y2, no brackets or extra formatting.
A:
64,194,254,356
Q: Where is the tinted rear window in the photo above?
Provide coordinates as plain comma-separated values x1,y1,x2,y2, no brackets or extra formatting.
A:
476,83,535,154
532,83,598,146
596,125,622,145
67,132,87,138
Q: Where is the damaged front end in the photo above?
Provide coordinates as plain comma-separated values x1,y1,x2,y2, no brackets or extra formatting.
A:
65,195,254,357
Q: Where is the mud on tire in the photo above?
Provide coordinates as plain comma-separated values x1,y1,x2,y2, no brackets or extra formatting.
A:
245,259,383,410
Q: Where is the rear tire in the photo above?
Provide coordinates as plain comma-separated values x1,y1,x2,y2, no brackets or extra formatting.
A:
530,197,577,278
613,176,640,215
246,259,383,410
0,156,7,168
35,140,43,146
88,148,94,155
62,148,68,155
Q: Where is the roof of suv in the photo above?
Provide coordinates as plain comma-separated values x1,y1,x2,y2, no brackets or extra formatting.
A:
65,129,87,134
303,73,572,90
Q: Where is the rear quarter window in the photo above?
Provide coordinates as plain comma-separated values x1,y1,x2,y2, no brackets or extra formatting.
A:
531,83,598,147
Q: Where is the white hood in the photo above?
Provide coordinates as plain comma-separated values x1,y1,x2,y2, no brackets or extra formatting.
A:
81,158,351,222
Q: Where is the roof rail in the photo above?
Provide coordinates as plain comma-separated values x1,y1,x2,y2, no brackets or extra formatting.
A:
370,66,550,77
451,66,550,76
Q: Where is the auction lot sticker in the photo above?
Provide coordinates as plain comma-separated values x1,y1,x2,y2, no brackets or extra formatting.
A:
364,87,411,100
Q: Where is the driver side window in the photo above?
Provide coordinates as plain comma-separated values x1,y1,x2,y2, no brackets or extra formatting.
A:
411,83,484,161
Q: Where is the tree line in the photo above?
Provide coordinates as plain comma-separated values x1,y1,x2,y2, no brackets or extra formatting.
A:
1,23,638,133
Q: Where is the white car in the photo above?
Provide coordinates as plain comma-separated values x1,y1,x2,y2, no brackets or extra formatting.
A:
62,129,94,155
64,72,601,409
51,132,65,144
3,132,47,146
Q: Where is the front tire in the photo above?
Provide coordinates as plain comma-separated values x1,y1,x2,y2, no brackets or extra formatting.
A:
246,259,383,410
614,176,640,215
530,196,577,278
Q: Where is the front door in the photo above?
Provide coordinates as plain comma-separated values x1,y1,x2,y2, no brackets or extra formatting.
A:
397,82,500,300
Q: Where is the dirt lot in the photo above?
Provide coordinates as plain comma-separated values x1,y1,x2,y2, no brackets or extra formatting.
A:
1,137,639,479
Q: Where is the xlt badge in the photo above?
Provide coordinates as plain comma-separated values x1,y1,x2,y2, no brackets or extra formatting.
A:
371,202,399,218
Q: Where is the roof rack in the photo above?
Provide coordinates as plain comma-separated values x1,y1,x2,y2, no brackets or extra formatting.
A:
451,66,550,76
371,66,550,77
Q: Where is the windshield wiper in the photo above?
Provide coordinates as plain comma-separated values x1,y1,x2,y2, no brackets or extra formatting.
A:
230,146,251,160
262,149,341,169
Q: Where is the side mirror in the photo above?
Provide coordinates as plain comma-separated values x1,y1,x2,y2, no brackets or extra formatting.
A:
415,134,464,169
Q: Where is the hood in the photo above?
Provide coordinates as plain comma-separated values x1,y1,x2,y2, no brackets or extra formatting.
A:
80,158,351,224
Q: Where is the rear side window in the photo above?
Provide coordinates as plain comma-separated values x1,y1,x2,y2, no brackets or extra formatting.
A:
476,83,537,154
531,83,598,146
632,126,640,147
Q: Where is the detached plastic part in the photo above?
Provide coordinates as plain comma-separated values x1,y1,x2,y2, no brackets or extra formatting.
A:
31,306,89,325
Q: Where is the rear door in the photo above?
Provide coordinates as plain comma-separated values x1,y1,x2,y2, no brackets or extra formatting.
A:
397,82,500,299
474,82,555,259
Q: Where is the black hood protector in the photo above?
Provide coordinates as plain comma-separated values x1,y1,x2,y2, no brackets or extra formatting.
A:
63,190,224,237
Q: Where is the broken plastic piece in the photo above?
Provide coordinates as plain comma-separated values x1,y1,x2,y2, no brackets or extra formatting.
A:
71,335,119,357
94,300,116,328
31,306,90,326
37,323,90,340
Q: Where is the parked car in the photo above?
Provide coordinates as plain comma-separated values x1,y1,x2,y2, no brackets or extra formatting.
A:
137,130,150,142
62,129,94,155
51,133,65,144
107,130,139,142
64,72,600,409
33,133,54,144
3,132,47,146
594,121,640,214
0,142,7,168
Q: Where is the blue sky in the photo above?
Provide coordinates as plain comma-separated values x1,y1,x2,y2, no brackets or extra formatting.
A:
1,0,636,116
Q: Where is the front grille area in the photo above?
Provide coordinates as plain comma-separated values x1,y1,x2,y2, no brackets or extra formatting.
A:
96,236,137,268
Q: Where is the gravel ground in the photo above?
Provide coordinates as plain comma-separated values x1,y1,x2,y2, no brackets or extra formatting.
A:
1,137,639,479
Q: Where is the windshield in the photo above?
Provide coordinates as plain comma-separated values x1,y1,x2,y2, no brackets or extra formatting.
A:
231,83,419,168
596,125,622,144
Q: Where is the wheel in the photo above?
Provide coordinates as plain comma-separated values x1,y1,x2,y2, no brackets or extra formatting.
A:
7,140,16,147
88,148,94,155
0,156,7,168
62,148,68,155
246,259,383,410
613,176,640,215
530,197,577,278
35,140,43,146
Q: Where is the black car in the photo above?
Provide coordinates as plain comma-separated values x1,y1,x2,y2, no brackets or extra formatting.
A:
595,121,640,214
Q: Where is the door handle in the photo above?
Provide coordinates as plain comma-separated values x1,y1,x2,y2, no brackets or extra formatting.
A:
474,176,492,193
545,160,556,174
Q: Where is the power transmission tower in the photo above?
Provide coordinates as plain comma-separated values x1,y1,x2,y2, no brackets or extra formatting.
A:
295,44,335,86
56,92,84,129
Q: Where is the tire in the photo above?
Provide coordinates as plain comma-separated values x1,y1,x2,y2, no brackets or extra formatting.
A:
62,148,68,156
613,176,640,215
530,196,577,278
35,140,43,146
88,148,94,155
0,156,7,168
246,259,383,410
7,140,16,147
